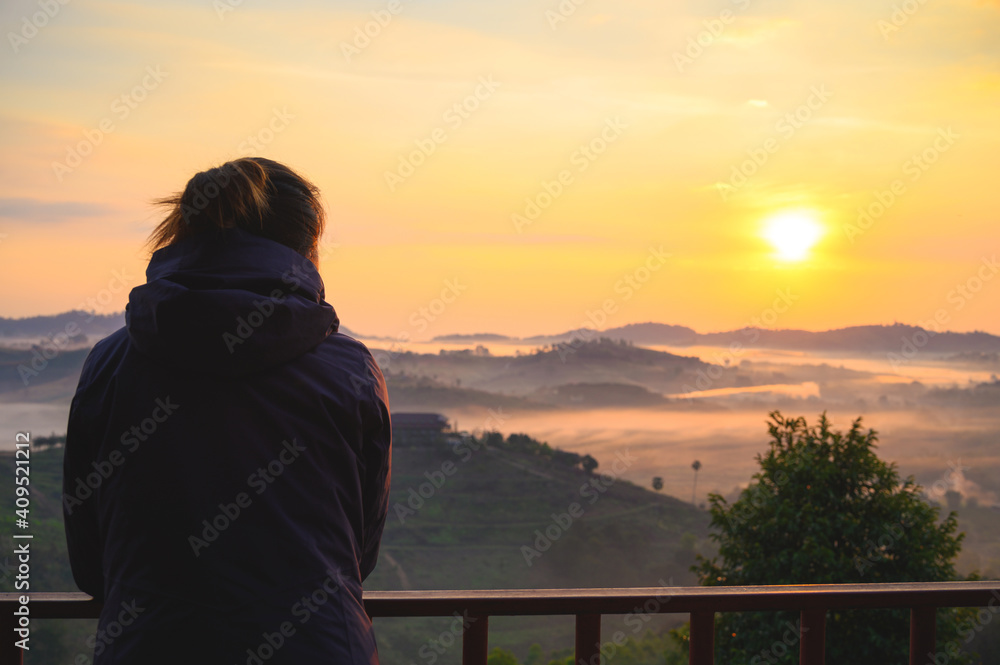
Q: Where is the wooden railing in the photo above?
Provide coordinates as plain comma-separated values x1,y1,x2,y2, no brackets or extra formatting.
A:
2,581,998,664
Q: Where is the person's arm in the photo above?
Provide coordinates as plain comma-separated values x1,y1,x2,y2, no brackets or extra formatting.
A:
62,338,122,601
358,354,391,581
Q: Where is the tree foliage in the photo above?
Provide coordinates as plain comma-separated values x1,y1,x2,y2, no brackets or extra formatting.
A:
487,647,521,665
526,630,687,665
694,411,977,665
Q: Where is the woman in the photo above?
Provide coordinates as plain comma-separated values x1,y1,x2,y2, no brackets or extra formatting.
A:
62,157,391,664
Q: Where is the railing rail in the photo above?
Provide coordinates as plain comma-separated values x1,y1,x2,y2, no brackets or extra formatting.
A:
3,581,998,665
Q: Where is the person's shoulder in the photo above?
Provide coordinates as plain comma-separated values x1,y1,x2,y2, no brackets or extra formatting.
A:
321,330,378,361
314,331,388,396
77,327,131,388
87,326,130,364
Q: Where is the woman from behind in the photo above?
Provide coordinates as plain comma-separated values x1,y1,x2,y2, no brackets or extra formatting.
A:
62,157,391,664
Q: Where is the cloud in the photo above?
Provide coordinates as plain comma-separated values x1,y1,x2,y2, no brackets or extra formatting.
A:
0,198,116,223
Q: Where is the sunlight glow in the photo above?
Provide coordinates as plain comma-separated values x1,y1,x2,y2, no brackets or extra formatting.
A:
762,211,825,262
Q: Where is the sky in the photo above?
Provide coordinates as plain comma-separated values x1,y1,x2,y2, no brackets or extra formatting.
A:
1,0,998,339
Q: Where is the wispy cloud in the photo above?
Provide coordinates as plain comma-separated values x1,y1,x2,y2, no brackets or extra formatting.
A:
0,198,115,222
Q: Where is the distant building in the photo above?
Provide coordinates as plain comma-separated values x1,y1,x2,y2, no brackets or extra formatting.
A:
391,412,450,446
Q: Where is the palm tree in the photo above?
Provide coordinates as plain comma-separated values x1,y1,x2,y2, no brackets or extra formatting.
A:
691,460,702,506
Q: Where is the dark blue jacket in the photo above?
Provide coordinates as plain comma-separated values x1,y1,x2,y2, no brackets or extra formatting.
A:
63,229,391,664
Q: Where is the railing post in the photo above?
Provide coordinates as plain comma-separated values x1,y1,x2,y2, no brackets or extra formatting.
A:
689,611,714,665
462,612,489,665
909,606,936,665
799,609,826,665
575,613,602,665
3,610,24,665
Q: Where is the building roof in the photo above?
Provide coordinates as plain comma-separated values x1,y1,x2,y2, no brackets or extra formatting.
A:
391,412,450,430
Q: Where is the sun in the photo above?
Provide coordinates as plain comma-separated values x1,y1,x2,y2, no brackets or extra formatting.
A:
762,211,825,262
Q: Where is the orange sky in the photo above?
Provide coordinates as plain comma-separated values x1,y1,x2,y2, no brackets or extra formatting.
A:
1,0,998,338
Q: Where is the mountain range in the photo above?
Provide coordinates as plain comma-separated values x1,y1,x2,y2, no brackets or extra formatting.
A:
435,322,1000,353
4,313,1000,355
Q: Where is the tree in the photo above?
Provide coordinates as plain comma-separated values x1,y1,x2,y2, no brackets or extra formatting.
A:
482,430,504,447
691,460,701,505
581,454,599,474
652,476,664,491
694,411,976,665
486,647,520,665
524,643,545,665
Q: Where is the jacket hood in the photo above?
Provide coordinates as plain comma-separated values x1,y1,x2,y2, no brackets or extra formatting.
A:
126,228,339,377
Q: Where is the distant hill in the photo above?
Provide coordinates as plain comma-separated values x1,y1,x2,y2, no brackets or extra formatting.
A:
385,372,544,411
528,381,670,408
0,346,90,401
375,338,710,398
433,332,516,343
697,324,1000,353
385,373,700,411
0,311,362,343
926,379,1000,408
10,312,999,355
436,322,1000,354
943,352,1000,368
523,323,698,347
0,312,118,402
0,311,124,340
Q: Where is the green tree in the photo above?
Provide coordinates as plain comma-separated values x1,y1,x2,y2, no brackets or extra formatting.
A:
604,629,688,665
694,411,977,665
487,646,521,665
482,430,505,447
690,460,701,505
524,643,545,665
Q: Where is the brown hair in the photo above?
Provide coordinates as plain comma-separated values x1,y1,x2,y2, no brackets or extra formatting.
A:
149,157,325,262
